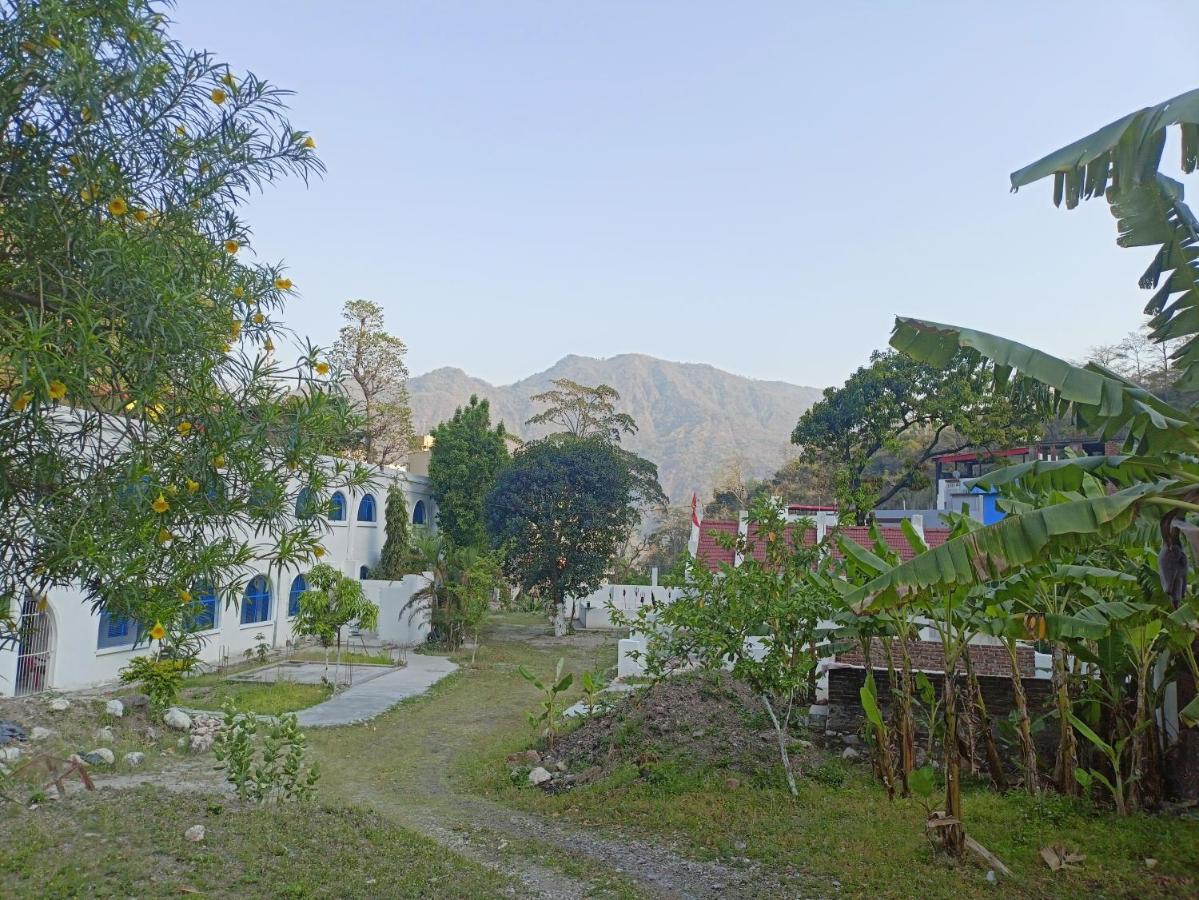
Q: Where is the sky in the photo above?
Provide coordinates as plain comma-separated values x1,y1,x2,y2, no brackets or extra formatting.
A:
170,1,1199,390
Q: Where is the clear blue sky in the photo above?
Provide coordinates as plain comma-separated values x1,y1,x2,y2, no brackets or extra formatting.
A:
171,1,1198,389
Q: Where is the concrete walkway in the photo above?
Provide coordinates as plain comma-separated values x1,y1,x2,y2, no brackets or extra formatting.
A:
297,653,458,728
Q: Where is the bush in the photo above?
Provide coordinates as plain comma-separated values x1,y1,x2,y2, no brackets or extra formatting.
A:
119,655,196,710
212,699,319,802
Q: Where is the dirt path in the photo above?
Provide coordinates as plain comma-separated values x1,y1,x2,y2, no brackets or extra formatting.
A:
307,615,808,899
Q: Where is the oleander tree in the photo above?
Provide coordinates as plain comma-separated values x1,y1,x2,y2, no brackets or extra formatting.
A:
0,0,367,647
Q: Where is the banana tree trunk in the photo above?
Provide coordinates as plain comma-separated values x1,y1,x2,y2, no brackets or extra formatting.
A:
1005,640,1040,794
898,639,917,790
963,649,1007,791
1052,644,1079,796
941,670,966,857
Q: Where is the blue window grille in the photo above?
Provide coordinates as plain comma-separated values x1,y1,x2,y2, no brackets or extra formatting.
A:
189,584,219,631
241,575,271,624
97,609,137,650
357,493,377,522
288,574,308,617
359,565,370,580
329,491,347,521
412,499,426,525
295,486,318,518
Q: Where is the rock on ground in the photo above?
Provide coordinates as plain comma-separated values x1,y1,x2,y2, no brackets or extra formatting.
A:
30,726,54,742
48,697,70,712
124,751,146,768
105,699,125,718
184,824,205,842
95,726,115,744
528,766,552,786
164,708,192,731
82,748,114,766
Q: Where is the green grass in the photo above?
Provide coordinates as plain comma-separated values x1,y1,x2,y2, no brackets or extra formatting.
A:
0,787,515,898
179,679,332,716
290,649,398,666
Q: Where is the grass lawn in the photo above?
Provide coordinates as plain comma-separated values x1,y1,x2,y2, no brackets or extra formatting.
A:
179,676,332,716
290,648,399,667
0,787,515,898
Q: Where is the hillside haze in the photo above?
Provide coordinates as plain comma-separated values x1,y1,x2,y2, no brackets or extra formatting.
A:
408,354,823,505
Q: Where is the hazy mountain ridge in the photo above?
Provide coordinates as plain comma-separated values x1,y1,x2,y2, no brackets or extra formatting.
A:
408,354,823,505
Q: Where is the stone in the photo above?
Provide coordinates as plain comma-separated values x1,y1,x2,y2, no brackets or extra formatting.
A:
95,726,115,744
30,726,54,742
163,708,192,731
554,760,567,773
841,734,859,746
528,766,552,786
124,751,146,768
985,870,997,884
48,697,71,712
521,749,541,765
105,699,125,718
88,747,115,765
723,777,742,790
0,746,22,762
184,824,206,842
0,720,27,746
144,726,159,742
841,747,860,760
121,694,150,710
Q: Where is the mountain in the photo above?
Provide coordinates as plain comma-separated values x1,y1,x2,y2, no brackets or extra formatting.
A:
408,354,823,506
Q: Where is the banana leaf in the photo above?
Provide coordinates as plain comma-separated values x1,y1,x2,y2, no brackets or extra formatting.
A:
848,483,1159,614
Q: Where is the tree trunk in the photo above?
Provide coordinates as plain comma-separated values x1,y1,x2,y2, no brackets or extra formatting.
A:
897,639,917,788
1005,640,1039,794
762,695,799,797
882,637,911,796
1052,644,1079,796
941,671,966,857
552,601,567,638
963,649,1007,791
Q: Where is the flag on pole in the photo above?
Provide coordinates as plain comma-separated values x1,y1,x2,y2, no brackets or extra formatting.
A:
691,491,700,527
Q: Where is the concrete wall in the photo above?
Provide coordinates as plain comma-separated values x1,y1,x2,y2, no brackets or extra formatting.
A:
574,583,683,630
0,468,436,696
364,575,431,647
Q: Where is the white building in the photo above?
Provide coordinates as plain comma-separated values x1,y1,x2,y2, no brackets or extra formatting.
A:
0,463,438,697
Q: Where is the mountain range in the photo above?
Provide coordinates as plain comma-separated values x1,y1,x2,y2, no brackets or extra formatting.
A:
407,354,823,506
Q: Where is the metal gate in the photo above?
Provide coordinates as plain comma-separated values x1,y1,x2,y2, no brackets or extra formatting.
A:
15,595,54,696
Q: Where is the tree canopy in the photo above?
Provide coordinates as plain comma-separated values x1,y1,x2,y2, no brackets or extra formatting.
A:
791,349,1042,524
0,0,364,641
428,395,508,550
526,378,637,442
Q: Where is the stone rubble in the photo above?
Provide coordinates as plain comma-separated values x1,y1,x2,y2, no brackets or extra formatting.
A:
105,699,125,718
163,708,192,731
188,714,223,753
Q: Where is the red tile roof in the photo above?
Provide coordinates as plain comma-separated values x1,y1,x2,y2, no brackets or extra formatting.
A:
695,520,737,569
744,524,818,563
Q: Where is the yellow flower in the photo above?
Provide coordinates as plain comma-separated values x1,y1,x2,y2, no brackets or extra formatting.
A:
178,589,192,603
47,380,67,400
165,484,179,496
185,478,200,493
107,197,128,216
177,421,192,436
36,594,49,612
80,186,93,203
263,338,274,353
151,494,170,513
21,121,36,137
303,136,316,149
175,124,186,136
252,312,265,325
210,88,227,105
314,361,330,376
274,277,292,291
81,106,93,122
221,343,232,353
213,454,226,468
11,392,32,412
146,403,164,422
68,153,81,166
45,35,61,49
229,321,242,340
199,296,214,309
313,546,326,559
56,164,69,177
149,621,166,641
124,400,138,412
223,239,239,254
232,285,245,299
156,528,172,544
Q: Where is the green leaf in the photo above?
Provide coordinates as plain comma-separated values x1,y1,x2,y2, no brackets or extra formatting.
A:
517,666,544,691
553,673,573,694
1181,693,1199,729
860,680,885,731
1068,713,1116,765
908,764,937,799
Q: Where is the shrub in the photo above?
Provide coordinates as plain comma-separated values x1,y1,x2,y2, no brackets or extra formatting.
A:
119,655,196,710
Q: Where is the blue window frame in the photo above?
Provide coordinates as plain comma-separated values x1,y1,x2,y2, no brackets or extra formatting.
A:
357,493,377,522
241,575,271,624
288,574,308,617
189,584,219,631
97,609,137,650
295,486,317,518
412,499,426,525
329,491,347,521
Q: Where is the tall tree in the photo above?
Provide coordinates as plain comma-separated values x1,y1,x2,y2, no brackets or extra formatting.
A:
428,395,509,550
0,0,365,642
371,484,413,580
791,349,1042,524
526,378,637,442
486,436,640,636
329,299,414,465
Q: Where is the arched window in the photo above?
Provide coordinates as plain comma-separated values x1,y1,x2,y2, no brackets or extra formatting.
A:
412,499,426,525
241,575,271,624
288,574,308,617
97,608,137,650
359,565,370,580
189,584,219,631
357,493,377,522
295,486,318,518
329,491,347,521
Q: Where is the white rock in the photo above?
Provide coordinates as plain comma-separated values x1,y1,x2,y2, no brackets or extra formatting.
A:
841,747,861,760
528,766,552,786
184,824,206,842
30,726,54,742
105,699,125,718
48,698,70,712
95,726,115,744
124,751,145,768
89,747,115,765
163,708,192,731
0,746,22,762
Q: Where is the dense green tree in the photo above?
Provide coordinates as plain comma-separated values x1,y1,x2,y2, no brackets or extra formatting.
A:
791,349,1042,524
329,299,415,465
405,529,501,652
526,378,636,442
371,484,415,579
486,436,641,636
293,563,379,681
0,0,366,642
428,395,509,550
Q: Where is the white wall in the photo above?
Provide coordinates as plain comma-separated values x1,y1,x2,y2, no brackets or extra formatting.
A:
363,575,431,647
0,467,437,696
573,584,683,630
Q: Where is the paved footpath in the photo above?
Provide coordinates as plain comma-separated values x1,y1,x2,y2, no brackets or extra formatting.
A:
297,653,458,727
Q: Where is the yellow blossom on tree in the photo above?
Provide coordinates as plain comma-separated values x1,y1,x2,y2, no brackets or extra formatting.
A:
132,207,148,223
81,106,93,122
80,186,93,203
185,478,200,494
210,88,227,105
274,277,292,290
178,589,192,603
313,546,326,559
213,454,226,468
47,380,67,400
107,197,128,216
151,493,170,513
45,34,61,49
156,528,172,544
223,239,239,254
252,312,265,325
263,338,274,353
221,72,236,88
232,285,245,299
56,164,68,177
303,136,316,149
177,421,192,436
149,621,166,641
314,361,330,376
175,124,186,136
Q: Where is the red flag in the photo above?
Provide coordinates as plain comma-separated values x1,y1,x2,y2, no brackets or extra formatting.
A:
691,492,700,527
